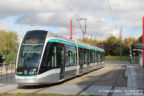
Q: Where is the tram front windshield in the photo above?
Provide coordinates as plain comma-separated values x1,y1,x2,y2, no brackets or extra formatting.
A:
17,30,47,75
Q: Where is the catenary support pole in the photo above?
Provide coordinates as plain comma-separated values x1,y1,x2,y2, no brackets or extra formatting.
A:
142,17,144,68
70,20,72,39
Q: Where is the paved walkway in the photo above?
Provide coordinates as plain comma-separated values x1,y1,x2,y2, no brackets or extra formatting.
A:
5,64,123,96
113,64,144,96
0,63,144,96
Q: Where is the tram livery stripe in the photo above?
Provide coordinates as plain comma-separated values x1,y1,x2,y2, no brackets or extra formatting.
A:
16,75,36,77
48,39,104,52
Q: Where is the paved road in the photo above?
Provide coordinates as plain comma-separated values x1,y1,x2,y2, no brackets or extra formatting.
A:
0,63,126,96
0,74,16,84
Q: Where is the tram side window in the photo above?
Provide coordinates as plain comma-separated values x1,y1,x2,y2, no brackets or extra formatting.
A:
95,52,97,63
103,53,105,61
88,50,90,64
39,42,58,74
100,53,102,62
98,52,101,62
65,44,76,66
85,49,90,64
90,50,93,63
102,53,105,61
79,48,85,65
101,53,104,62
101,53,103,62
92,50,95,63
93,51,96,63
59,44,65,67
97,52,100,63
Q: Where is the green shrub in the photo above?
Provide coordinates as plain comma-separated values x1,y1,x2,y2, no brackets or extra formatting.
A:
5,51,16,63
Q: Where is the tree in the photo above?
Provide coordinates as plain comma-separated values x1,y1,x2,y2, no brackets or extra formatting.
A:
77,37,98,46
107,35,118,44
5,51,17,63
113,47,120,56
124,37,138,47
0,30,18,62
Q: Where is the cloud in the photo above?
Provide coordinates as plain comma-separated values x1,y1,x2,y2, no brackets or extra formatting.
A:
0,24,9,30
16,12,75,28
0,0,143,40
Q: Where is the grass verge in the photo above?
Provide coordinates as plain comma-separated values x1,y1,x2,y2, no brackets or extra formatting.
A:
106,56,130,62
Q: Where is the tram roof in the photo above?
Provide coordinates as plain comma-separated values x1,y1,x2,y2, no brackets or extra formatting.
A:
47,31,104,52
25,30,104,52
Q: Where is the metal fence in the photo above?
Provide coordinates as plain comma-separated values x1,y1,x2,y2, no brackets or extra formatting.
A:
0,62,16,76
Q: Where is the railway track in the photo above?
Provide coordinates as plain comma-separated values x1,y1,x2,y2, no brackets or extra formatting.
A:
6,83,60,94
3,64,125,96
75,71,110,96
107,66,126,96
5,67,105,94
75,65,126,96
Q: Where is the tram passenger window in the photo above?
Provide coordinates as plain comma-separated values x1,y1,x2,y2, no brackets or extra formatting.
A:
85,49,89,64
99,53,101,62
71,46,76,66
96,52,99,63
51,46,57,67
98,53,101,63
79,48,85,65
101,53,103,62
101,53,105,62
93,51,95,63
91,50,94,63
65,45,69,66
95,52,96,63
93,51,96,63
95,51,97,63
90,50,93,63
39,43,58,74
59,44,65,67
65,44,76,66
103,53,105,61
84,49,86,64
97,53,99,63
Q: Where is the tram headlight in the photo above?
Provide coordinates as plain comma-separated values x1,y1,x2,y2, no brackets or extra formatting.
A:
24,69,28,75
29,68,37,75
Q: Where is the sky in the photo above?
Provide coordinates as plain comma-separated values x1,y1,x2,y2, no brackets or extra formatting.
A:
0,0,143,40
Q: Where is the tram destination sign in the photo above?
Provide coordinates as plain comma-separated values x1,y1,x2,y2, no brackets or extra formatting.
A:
25,40,38,44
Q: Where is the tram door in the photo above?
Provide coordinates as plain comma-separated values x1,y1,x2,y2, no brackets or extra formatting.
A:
59,44,65,79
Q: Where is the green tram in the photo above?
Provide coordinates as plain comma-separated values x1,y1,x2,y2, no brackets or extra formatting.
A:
16,30,105,85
